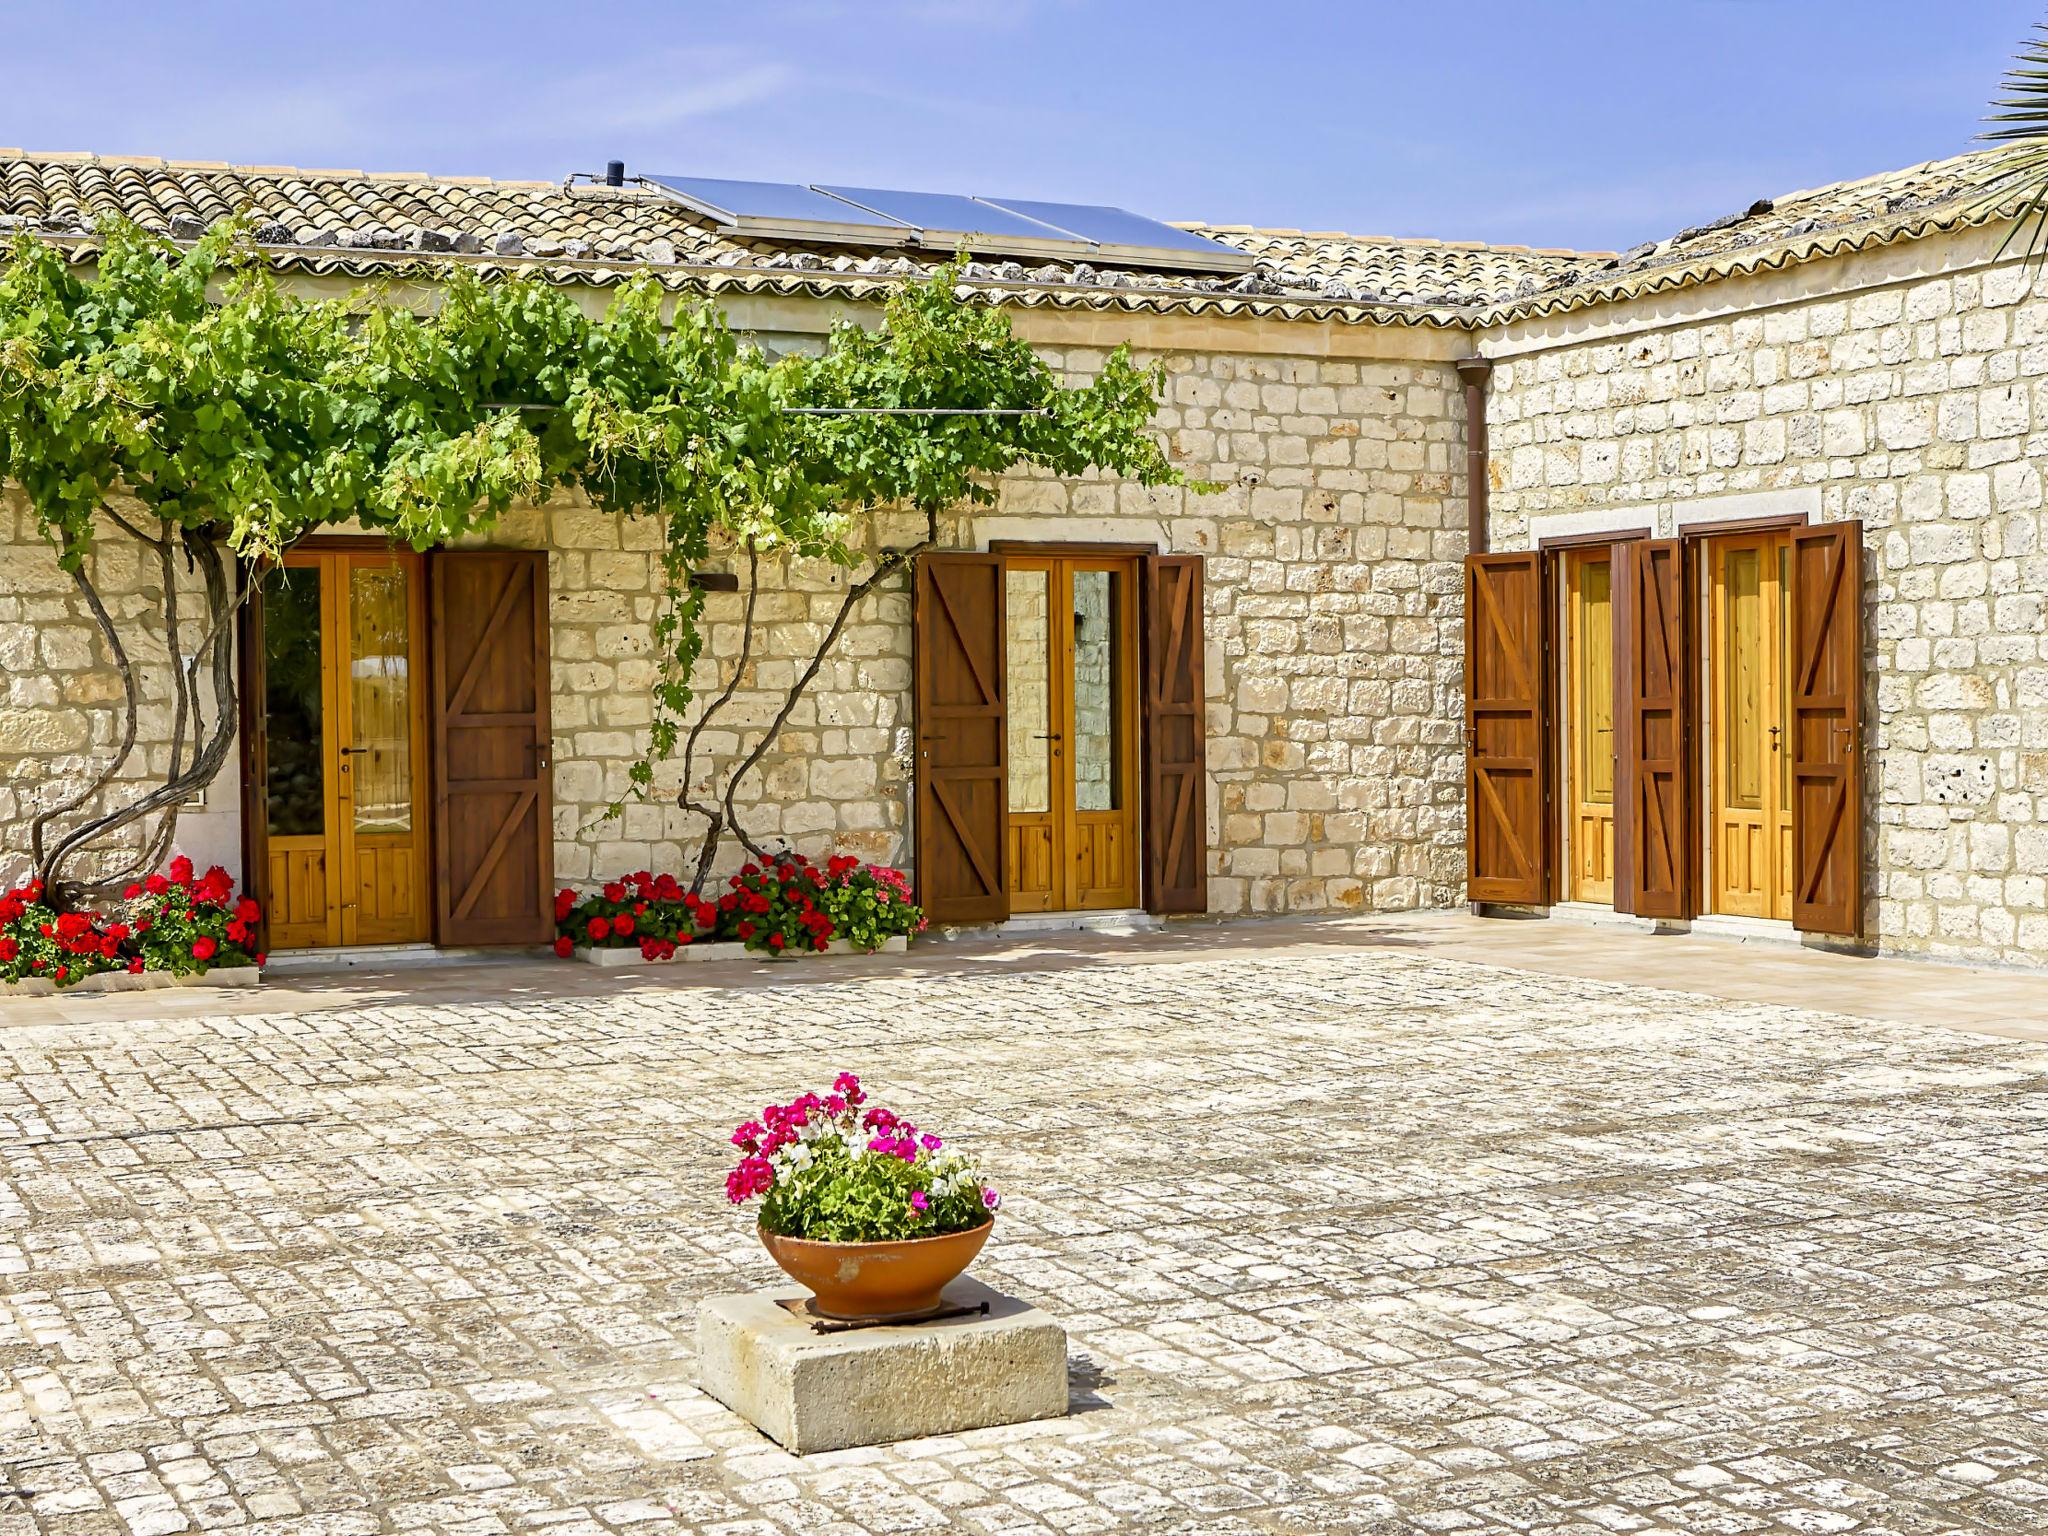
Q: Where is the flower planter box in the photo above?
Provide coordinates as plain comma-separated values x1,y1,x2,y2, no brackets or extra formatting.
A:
0,965,261,999
577,936,908,968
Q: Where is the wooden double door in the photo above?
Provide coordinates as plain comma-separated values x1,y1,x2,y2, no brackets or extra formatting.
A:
1466,521,1864,935
1706,531,1796,920
259,549,434,948
1002,554,1142,912
913,548,1207,925
244,547,557,951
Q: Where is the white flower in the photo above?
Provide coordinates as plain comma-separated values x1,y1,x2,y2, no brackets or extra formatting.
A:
778,1143,813,1172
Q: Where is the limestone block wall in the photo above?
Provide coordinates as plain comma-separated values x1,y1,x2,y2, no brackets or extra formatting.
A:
0,494,245,888
0,333,1473,927
544,341,1473,919
1482,225,2048,966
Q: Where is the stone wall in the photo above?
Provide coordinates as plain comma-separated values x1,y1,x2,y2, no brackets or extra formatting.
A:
0,337,1474,926
1482,224,2048,966
543,340,1473,919
0,493,246,889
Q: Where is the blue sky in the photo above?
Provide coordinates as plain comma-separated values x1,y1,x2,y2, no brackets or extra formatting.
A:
2,0,2040,252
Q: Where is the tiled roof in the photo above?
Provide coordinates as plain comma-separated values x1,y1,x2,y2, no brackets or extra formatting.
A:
0,147,2023,331
1469,148,2019,324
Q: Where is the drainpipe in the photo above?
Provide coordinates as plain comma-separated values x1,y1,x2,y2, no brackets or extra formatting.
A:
1454,356,1493,556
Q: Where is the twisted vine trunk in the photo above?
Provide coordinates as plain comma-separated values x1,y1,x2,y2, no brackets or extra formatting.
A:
678,509,938,892
29,516,251,907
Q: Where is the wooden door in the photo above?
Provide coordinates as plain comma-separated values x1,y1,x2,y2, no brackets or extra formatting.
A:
1564,550,1617,904
1789,521,1864,936
1464,552,1547,904
1626,539,1691,919
1002,556,1144,914
1142,554,1207,914
1003,558,1060,913
1706,532,1793,920
257,549,432,949
431,550,555,946
915,553,1009,924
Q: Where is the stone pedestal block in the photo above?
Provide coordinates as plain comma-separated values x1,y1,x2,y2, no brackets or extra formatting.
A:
696,1277,1068,1453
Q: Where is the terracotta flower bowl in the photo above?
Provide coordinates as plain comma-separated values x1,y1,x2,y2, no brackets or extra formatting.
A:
759,1218,994,1322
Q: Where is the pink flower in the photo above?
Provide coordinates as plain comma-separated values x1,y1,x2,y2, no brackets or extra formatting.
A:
731,1121,764,1152
725,1156,774,1204
920,1133,944,1152
910,1192,929,1214
983,1188,1001,1211
834,1072,866,1107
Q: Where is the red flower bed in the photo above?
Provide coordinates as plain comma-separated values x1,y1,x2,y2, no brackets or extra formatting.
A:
1,856,264,990
554,854,925,961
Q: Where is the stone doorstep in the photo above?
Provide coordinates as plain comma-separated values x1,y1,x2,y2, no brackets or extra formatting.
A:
696,1277,1069,1455
577,935,909,967
0,966,260,999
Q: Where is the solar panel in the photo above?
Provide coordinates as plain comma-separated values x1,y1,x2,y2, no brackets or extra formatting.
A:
980,198,1251,269
641,176,912,243
815,185,1079,257
639,173,1254,273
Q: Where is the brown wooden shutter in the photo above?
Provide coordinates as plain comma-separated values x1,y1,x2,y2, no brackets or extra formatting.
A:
236,572,272,955
1625,538,1691,919
430,550,556,945
1464,552,1548,904
1142,554,1208,914
1789,521,1864,936
913,553,1009,924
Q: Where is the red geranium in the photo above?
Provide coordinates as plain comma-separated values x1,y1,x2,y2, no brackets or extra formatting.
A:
191,936,217,961
552,936,574,958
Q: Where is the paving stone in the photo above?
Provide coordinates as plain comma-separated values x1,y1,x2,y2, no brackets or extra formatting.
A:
5,944,2048,1532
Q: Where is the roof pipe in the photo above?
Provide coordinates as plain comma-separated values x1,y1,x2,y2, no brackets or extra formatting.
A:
1454,356,1493,556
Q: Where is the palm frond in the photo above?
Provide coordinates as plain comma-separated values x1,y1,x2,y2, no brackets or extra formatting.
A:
1973,22,2048,265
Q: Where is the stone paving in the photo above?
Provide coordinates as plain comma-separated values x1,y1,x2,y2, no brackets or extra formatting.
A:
4,942,2048,1535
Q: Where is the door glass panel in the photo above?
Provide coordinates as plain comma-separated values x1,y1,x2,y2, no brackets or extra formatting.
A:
349,562,414,835
1072,568,1122,813
262,567,325,837
1005,568,1051,814
1578,557,1614,804
1721,545,1765,812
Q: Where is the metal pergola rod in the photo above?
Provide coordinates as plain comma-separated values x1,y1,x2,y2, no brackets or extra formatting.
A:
481,403,1047,416
778,407,1050,416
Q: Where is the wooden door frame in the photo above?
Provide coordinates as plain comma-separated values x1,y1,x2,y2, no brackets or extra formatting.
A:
1534,530,1642,910
993,544,1146,913
238,537,437,950
1687,521,1806,923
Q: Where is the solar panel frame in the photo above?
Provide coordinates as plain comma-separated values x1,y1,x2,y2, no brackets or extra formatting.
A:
978,197,1254,272
814,185,1087,261
641,175,916,247
641,173,1255,274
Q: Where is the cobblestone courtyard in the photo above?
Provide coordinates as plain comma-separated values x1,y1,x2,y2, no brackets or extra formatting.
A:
5,936,2048,1535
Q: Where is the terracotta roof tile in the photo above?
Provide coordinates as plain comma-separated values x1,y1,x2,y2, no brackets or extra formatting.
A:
0,148,2025,331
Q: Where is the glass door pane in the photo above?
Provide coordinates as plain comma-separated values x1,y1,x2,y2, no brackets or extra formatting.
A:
262,567,325,837
1071,568,1122,812
1005,567,1052,814
347,562,415,834
1720,545,1766,813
